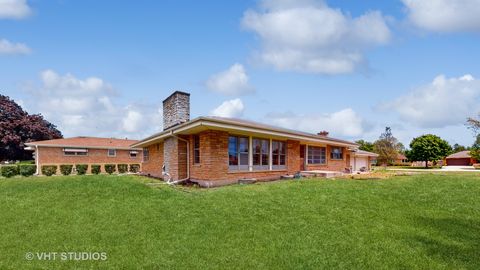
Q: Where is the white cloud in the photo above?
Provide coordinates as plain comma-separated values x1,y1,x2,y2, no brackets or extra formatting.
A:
26,70,163,138
0,0,31,19
122,109,143,133
206,63,254,96
242,0,391,74
383,74,480,128
402,0,480,32
0,38,30,55
210,98,245,118
266,108,366,137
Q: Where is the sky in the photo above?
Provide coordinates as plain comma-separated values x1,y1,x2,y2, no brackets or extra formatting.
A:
1,0,480,147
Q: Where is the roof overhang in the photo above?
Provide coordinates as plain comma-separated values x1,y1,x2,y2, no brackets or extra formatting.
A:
132,117,358,149
24,143,141,151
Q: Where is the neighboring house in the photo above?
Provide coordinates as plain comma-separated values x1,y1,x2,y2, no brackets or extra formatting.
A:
446,151,476,166
133,91,362,187
351,150,378,172
394,153,409,165
25,137,142,174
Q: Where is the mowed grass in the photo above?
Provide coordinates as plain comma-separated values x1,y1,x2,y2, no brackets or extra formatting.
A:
0,174,479,269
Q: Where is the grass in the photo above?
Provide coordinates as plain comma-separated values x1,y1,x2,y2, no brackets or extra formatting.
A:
0,174,479,269
381,166,443,170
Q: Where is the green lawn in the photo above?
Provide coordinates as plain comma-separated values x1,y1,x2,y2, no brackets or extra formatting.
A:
0,174,479,269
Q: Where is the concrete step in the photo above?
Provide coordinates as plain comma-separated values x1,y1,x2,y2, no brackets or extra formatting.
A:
301,171,344,178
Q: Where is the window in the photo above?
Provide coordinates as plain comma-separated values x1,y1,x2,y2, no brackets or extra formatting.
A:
63,148,88,156
253,138,269,170
272,140,286,169
330,147,343,160
307,146,326,164
108,149,116,157
193,135,200,164
143,147,149,162
129,151,138,158
229,136,249,171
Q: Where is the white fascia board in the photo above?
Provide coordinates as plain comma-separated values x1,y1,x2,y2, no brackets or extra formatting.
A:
193,120,357,148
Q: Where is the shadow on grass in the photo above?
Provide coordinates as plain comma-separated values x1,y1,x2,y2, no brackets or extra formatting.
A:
407,216,480,269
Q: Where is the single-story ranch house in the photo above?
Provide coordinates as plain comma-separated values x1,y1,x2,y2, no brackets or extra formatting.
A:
446,151,476,166
132,91,377,187
25,137,143,174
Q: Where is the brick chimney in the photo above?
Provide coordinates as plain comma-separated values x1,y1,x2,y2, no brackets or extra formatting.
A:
163,91,190,130
318,131,329,136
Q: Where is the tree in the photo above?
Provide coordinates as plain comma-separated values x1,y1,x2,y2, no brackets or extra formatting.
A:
0,95,62,161
355,140,374,152
452,143,468,153
373,127,400,166
396,142,406,154
469,135,480,161
467,116,480,134
466,116,480,162
408,134,452,168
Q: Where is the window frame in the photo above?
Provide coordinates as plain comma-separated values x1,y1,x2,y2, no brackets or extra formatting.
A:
253,137,270,171
307,146,327,165
228,135,249,171
63,148,88,156
272,140,287,170
129,150,138,158
193,135,200,164
143,147,149,162
330,147,344,160
107,149,116,157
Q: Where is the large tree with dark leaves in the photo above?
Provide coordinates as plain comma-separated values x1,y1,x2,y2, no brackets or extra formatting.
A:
0,95,62,161
407,134,452,168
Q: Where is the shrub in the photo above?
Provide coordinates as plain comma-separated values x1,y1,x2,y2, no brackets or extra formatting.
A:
42,165,57,176
1,165,19,178
104,164,116,174
19,164,36,177
91,165,101,175
118,164,128,174
60,165,73,176
75,164,88,175
129,164,140,173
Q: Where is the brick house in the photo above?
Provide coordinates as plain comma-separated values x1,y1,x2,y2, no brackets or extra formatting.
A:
446,151,477,166
133,91,373,187
25,137,143,174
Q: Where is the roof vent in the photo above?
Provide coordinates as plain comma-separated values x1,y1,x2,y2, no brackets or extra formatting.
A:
318,131,329,136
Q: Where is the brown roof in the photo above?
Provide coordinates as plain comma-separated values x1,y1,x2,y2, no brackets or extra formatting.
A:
446,150,471,159
355,150,379,157
397,153,407,160
25,137,140,150
133,116,358,148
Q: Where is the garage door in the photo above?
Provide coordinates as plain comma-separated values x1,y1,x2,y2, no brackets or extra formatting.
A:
354,157,368,171
447,158,470,166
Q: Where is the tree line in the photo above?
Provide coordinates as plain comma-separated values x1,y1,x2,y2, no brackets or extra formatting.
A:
356,117,480,168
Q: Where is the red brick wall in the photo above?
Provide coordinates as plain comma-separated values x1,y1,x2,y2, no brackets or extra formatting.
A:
37,146,142,174
142,143,164,177
140,131,349,184
304,145,348,172
287,140,300,174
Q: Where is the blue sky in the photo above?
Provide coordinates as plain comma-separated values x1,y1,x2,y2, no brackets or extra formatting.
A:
1,0,480,147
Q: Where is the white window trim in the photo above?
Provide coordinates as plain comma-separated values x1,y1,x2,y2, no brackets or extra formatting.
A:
306,145,327,165
230,135,287,172
108,149,117,157
63,148,88,156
